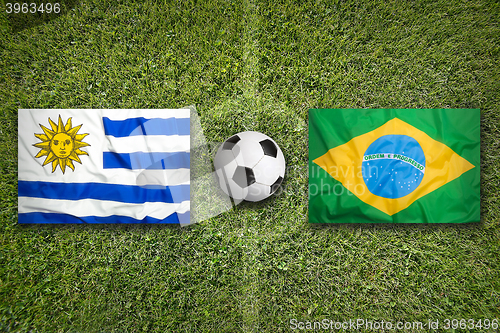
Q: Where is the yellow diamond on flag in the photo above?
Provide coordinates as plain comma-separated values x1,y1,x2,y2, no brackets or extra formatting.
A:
312,117,475,216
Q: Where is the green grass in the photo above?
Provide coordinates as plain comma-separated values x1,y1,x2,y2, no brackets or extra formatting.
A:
1,0,499,331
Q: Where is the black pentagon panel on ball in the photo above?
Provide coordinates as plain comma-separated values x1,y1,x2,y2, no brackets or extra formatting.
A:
259,139,278,158
232,166,256,188
223,135,241,150
245,167,256,186
270,176,283,193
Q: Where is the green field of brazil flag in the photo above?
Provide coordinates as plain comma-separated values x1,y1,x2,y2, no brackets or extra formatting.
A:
309,109,480,224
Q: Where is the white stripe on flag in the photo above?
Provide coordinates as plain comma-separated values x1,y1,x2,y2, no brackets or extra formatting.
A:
102,109,190,120
19,109,191,120
19,168,190,187
104,135,190,154
18,197,190,220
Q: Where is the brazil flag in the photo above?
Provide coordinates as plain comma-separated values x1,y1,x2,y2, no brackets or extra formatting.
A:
309,109,480,224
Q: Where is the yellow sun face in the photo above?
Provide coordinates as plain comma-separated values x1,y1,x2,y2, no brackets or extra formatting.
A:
50,132,74,158
33,115,90,174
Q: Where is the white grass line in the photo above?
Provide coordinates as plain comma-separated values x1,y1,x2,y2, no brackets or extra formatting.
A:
239,0,262,331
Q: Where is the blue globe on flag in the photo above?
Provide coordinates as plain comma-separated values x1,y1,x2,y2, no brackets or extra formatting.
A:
362,134,426,199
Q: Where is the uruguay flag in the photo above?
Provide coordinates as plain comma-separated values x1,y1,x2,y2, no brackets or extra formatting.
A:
18,109,190,224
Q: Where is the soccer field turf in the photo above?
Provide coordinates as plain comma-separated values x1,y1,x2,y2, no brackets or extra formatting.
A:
1,0,499,331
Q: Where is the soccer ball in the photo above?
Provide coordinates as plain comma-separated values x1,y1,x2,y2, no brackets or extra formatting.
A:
214,131,285,202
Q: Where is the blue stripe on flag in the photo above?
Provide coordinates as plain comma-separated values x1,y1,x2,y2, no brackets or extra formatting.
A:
103,152,190,170
18,211,189,224
103,117,190,137
18,181,190,204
